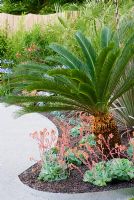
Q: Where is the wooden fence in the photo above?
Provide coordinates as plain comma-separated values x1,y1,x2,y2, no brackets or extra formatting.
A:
0,12,78,33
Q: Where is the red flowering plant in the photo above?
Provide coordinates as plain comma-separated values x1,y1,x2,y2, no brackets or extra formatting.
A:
30,122,72,182
30,113,134,185
65,114,134,186
15,43,41,64
30,128,57,162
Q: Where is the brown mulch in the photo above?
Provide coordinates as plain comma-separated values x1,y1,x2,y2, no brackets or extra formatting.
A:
19,162,134,193
19,112,134,193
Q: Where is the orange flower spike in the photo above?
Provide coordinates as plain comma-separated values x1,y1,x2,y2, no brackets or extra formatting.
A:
92,161,96,167
97,139,102,145
98,134,103,139
39,130,44,136
16,52,21,58
51,135,57,143
27,47,32,52
82,152,89,160
39,131,44,142
79,143,85,148
43,128,47,133
86,144,94,153
109,133,114,139
45,131,49,136
115,143,119,148
51,129,56,135
30,131,38,139
119,145,127,151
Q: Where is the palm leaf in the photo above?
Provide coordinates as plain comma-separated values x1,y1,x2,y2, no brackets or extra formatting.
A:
110,70,134,104
49,44,84,70
75,32,96,78
98,49,120,100
101,26,112,48
108,34,134,94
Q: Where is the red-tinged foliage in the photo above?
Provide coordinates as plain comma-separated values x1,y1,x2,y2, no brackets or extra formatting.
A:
30,128,57,161
30,113,134,176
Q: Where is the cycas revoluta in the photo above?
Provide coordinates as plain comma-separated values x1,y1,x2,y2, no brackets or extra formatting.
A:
3,26,134,152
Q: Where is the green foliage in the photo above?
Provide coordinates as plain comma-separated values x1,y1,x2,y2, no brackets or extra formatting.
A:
38,148,68,182
70,125,80,137
112,60,134,130
51,111,66,120
4,25,134,117
107,158,134,181
83,159,134,186
2,1,134,66
83,161,112,186
127,138,134,158
1,0,133,15
0,31,8,58
6,23,68,65
65,149,82,166
113,87,134,130
79,134,96,147
0,0,44,14
0,0,85,14
69,118,77,126
7,25,51,64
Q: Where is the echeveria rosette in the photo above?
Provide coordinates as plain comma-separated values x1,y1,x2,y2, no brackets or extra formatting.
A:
83,159,134,186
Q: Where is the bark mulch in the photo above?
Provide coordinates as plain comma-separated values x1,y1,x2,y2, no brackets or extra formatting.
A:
19,112,134,193
19,162,134,193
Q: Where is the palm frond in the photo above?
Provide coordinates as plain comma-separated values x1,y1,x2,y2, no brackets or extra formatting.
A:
49,44,84,70
22,103,85,114
3,26,134,116
112,88,134,129
108,34,134,94
75,31,96,78
110,69,134,104
101,26,112,48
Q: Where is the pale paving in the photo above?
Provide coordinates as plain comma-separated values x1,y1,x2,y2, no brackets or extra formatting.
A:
0,103,134,200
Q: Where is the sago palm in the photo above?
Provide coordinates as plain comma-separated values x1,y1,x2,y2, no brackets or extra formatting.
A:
3,27,134,150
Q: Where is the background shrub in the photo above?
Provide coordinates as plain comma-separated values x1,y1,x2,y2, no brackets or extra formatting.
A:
0,31,8,58
1,1,134,68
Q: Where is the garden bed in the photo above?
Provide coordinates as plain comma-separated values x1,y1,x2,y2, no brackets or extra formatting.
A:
18,112,134,194
19,162,134,193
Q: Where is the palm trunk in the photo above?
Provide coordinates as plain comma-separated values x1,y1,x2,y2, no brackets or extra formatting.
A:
93,113,121,157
